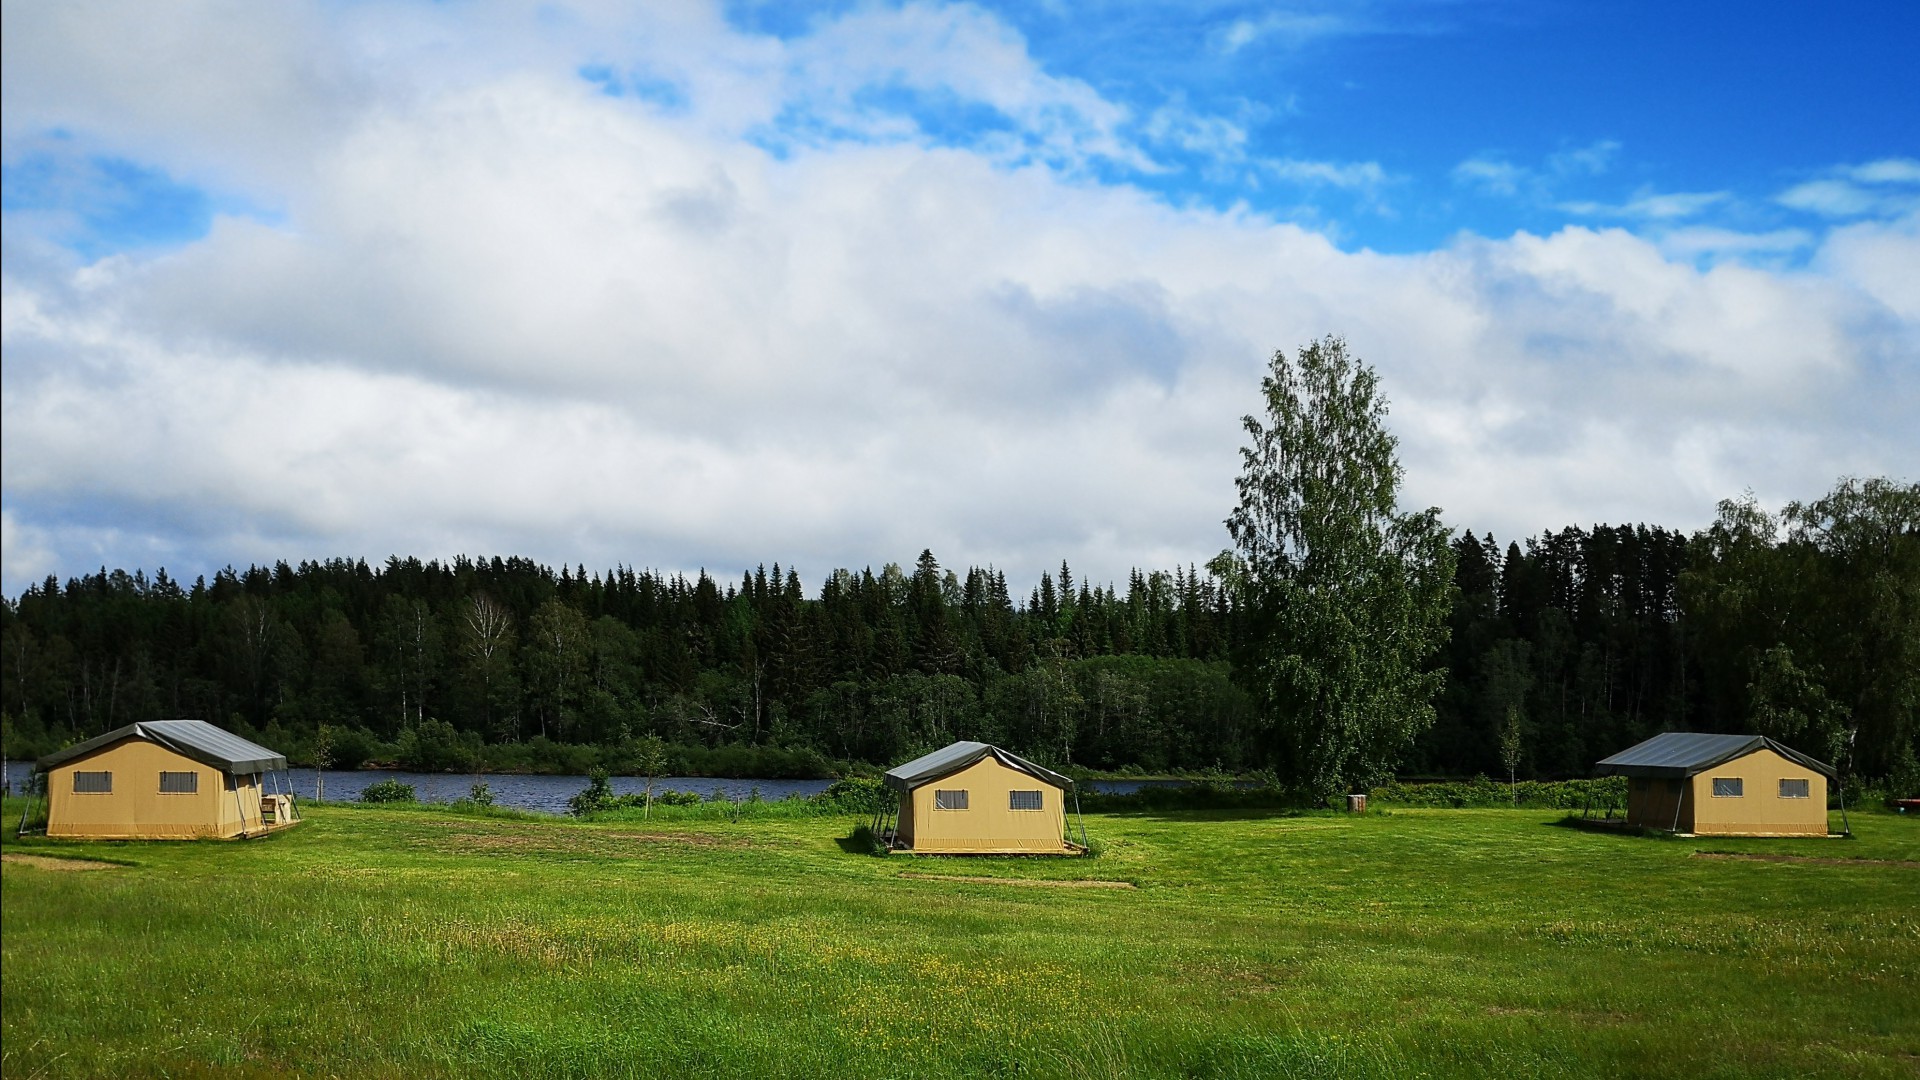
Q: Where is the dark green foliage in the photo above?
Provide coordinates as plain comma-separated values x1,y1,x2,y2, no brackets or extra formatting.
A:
0,477,1911,786
1077,781,1299,813
845,823,887,855
1224,337,1455,799
567,768,615,816
1368,776,1627,809
819,776,889,813
358,778,415,803
397,718,481,772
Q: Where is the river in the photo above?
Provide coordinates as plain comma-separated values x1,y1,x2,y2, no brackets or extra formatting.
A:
2,760,1223,816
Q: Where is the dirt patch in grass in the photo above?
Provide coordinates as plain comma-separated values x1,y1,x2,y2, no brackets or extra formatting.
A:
604,830,748,847
1692,852,1920,869
899,873,1135,889
2,854,123,872
411,828,749,857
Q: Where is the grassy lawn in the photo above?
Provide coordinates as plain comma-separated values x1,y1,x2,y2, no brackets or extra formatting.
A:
2,801,1915,1078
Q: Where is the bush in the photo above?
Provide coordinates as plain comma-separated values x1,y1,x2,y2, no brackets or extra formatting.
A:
568,769,615,817
397,719,481,773
327,726,382,771
818,776,889,813
1077,781,1298,814
359,778,416,803
846,823,886,855
1368,776,1626,809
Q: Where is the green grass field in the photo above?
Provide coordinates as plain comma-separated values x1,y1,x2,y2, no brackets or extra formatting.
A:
3,801,1915,1078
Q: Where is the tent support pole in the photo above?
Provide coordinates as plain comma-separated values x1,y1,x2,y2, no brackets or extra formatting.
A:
1671,778,1686,834
1072,787,1088,852
15,792,39,837
1837,777,1851,838
234,780,250,839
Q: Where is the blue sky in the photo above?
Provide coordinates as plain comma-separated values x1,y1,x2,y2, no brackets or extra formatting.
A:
2,1,1915,596
723,0,1920,250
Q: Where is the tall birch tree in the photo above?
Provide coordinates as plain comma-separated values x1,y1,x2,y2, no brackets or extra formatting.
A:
1223,337,1456,800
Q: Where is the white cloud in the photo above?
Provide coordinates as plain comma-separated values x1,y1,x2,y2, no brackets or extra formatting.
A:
1654,226,1814,262
2,2,1916,597
1777,158,1920,219
1265,158,1390,190
1451,157,1524,196
1847,158,1920,185
1217,12,1352,54
0,509,59,589
1547,139,1620,177
1778,179,1883,218
1561,188,1729,221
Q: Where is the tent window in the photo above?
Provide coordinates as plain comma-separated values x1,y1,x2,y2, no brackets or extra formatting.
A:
1778,778,1811,799
1009,790,1044,811
934,789,969,810
1711,777,1743,798
160,771,199,794
74,771,112,794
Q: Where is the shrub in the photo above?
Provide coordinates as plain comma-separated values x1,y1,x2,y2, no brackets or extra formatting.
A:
818,776,889,813
328,726,381,771
1077,781,1297,814
396,719,480,773
1368,776,1626,809
568,769,615,817
359,778,416,803
846,824,886,856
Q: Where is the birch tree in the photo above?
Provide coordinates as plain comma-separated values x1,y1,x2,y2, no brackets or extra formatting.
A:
1223,337,1456,801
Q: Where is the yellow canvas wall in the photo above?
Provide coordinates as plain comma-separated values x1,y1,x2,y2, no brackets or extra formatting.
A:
1687,748,1828,837
45,739,261,840
899,756,1068,854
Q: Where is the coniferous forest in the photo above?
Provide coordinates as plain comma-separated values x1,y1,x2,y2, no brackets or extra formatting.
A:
3,476,1915,791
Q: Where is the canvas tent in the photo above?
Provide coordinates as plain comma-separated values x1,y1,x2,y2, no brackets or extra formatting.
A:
1594,732,1837,836
29,720,300,840
876,741,1086,854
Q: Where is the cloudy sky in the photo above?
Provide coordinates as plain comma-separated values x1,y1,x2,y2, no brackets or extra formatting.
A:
3,0,1916,598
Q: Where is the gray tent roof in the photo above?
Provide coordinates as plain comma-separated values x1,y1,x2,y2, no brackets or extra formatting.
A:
1595,732,1835,780
883,741,1073,793
37,720,287,775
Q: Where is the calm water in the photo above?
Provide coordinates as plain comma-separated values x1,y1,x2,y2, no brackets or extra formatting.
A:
2,760,1202,815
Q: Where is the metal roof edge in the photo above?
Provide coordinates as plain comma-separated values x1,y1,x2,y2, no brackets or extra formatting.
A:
34,723,148,772
883,741,1073,792
1594,731,1837,779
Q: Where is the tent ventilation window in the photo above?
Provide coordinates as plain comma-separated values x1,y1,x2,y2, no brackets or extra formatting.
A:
73,771,113,794
1009,790,1044,811
1778,778,1810,799
934,789,969,810
1711,777,1744,798
160,771,199,794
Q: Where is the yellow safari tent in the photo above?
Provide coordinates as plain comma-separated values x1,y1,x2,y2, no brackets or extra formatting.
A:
875,741,1086,855
31,720,301,840
1594,732,1837,837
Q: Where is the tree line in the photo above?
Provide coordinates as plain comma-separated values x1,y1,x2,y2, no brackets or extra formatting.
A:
3,474,1912,790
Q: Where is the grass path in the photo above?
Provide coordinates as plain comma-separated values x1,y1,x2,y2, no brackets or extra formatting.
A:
3,802,1915,1078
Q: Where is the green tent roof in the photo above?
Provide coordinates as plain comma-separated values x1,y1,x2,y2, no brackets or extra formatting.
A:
883,741,1072,793
1595,732,1835,780
37,720,287,776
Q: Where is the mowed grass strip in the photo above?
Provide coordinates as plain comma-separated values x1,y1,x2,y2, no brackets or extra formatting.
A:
2,801,1915,1079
